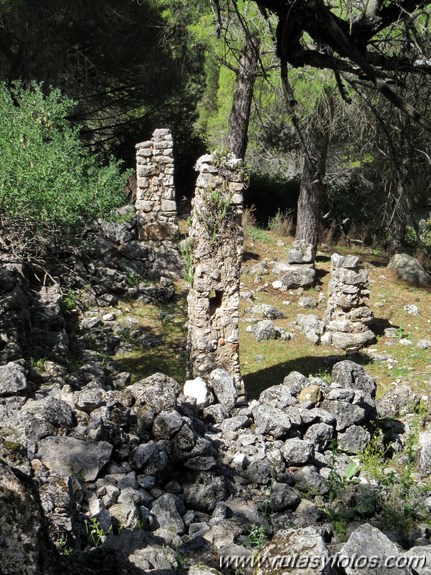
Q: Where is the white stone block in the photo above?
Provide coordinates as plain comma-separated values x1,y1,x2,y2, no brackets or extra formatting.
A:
183,377,211,407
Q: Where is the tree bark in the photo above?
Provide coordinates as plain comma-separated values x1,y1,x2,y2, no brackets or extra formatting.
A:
226,33,260,160
295,88,334,251
386,180,409,254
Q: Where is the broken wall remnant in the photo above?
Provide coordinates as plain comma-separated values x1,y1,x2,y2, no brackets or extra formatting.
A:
322,253,375,350
135,129,181,278
186,154,246,398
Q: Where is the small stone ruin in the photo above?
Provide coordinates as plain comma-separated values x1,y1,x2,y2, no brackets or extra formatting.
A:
273,239,316,289
135,128,181,277
322,253,375,349
186,154,246,399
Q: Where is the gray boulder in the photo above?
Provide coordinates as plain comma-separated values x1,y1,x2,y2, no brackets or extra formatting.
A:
320,400,366,431
257,526,333,575
0,461,57,575
330,329,376,350
152,409,183,440
388,253,430,287
259,385,297,410
252,404,292,438
331,361,376,398
337,425,370,454
403,546,431,575
282,371,309,396
288,240,315,264
37,436,112,481
304,423,334,451
0,362,28,397
419,431,431,476
377,385,420,418
250,303,285,319
279,265,316,289
43,397,76,428
183,473,227,513
209,369,237,414
129,372,179,413
151,493,185,535
265,482,301,511
281,438,314,465
339,523,414,574
255,320,290,341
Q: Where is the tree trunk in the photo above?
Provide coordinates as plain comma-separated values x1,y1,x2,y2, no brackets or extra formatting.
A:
386,180,409,254
226,33,260,160
295,88,334,251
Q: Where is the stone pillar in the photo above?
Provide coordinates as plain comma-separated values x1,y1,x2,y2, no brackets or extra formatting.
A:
321,253,375,350
186,154,246,398
135,129,181,277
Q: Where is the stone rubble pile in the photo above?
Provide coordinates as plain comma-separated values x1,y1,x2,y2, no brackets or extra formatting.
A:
1,345,428,574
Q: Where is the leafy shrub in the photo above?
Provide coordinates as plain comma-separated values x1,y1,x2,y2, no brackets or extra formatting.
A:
0,82,128,234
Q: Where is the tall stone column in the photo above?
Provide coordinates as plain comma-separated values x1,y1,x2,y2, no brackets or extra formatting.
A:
186,154,246,398
135,129,181,277
322,253,375,350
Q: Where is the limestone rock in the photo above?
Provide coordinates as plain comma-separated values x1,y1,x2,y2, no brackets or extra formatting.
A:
279,265,316,289
129,372,179,413
377,385,420,418
288,240,315,264
257,527,333,575
152,410,184,439
259,385,297,410
184,377,212,407
331,330,376,350
339,523,414,574
252,404,293,438
250,303,285,319
255,320,290,341
403,546,431,575
331,360,376,398
37,436,112,481
102,530,178,572
151,493,185,535
265,482,301,511
281,439,314,465
320,400,366,431
388,253,430,287
209,368,237,413
183,473,227,512
0,460,56,575
282,371,309,396
0,362,28,396
43,396,76,428
419,431,431,476
304,423,334,451
337,425,370,454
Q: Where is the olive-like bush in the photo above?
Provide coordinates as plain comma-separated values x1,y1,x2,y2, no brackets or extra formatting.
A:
0,82,128,234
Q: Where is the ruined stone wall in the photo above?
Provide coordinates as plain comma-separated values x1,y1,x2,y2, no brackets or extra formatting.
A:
135,129,181,278
187,154,245,397
135,129,177,241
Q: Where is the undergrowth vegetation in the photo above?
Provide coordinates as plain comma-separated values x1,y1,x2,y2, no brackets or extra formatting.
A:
0,82,129,237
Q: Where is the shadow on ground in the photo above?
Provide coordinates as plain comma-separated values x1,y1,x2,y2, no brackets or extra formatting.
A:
244,352,374,400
